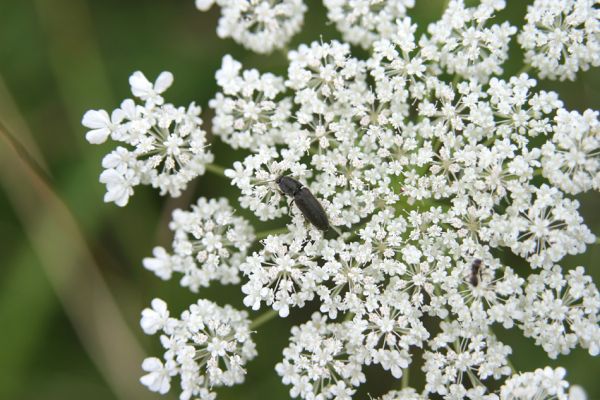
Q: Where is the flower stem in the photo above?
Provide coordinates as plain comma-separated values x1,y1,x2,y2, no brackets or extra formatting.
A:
401,367,410,388
205,163,227,177
517,64,532,75
250,309,278,330
255,227,289,240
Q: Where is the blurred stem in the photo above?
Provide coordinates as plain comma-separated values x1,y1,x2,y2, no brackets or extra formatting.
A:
250,309,278,330
517,64,532,75
0,120,151,400
401,367,410,388
205,163,227,177
441,0,449,13
255,227,289,240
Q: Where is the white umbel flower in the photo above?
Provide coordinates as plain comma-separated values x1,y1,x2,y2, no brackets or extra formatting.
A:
519,265,600,358
140,298,257,400
82,71,214,206
143,197,255,292
423,321,512,398
421,0,516,83
542,109,600,194
323,0,415,49
195,0,306,54
499,367,571,400
275,313,365,399
210,55,292,149
518,0,600,81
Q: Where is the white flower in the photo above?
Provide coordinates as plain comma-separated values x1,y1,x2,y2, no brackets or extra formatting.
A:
140,357,175,395
518,265,600,358
81,108,124,144
99,168,136,207
323,0,415,49
140,299,257,399
129,71,173,108
423,321,512,397
499,367,571,400
240,234,323,317
82,71,214,206
143,197,255,291
195,0,306,54
87,4,600,397
376,388,426,400
487,184,595,269
542,109,600,194
420,0,516,83
275,313,365,400
210,56,292,149
518,0,600,81
140,298,173,335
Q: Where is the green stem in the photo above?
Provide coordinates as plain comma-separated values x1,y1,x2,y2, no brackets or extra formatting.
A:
517,64,532,75
255,227,289,240
401,367,410,388
205,163,227,177
250,309,278,330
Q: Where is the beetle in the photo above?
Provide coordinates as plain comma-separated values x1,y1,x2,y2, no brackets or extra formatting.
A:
470,258,482,287
276,175,330,231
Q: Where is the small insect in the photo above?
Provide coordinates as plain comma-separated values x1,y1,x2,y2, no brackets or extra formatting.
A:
276,175,330,231
470,259,482,287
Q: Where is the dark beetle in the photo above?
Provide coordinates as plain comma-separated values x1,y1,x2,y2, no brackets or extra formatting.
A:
470,259,482,287
276,175,330,231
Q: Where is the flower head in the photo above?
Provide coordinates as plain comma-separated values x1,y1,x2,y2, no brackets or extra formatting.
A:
195,0,306,53
518,0,600,81
140,298,257,400
82,71,214,206
143,197,255,291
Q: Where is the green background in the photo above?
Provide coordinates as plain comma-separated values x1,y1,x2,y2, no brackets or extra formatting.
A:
0,0,598,399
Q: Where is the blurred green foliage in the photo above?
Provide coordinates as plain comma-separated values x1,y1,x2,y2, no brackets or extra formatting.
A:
0,0,599,399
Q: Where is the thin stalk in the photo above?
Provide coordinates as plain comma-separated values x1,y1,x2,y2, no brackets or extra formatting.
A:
205,163,228,177
401,367,410,388
255,227,289,240
250,309,279,330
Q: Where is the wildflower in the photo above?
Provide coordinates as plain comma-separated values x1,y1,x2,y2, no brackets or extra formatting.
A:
81,2,600,398
518,0,600,81
323,0,415,49
541,109,600,194
140,298,257,399
143,197,255,292
275,313,365,399
82,71,213,206
195,0,306,54
420,0,517,83
210,55,292,149
499,367,571,400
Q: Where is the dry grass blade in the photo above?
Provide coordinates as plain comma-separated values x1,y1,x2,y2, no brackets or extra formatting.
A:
0,120,152,400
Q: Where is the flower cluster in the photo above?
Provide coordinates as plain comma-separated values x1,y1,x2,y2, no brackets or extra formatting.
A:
323,0,415,49
275,313,365,399
140,298,257,400
195,0,306,53
420,0,517,83
518,0,600,81
209,55,292,149
213,14,599,397
82,0,600,399
82,71,213,206
143,197,255,292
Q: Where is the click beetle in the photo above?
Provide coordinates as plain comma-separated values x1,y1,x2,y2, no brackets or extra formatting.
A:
276,175,330,231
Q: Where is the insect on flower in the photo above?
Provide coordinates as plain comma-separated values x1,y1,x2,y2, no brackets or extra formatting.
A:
276,175,330,231
470,259,482,287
